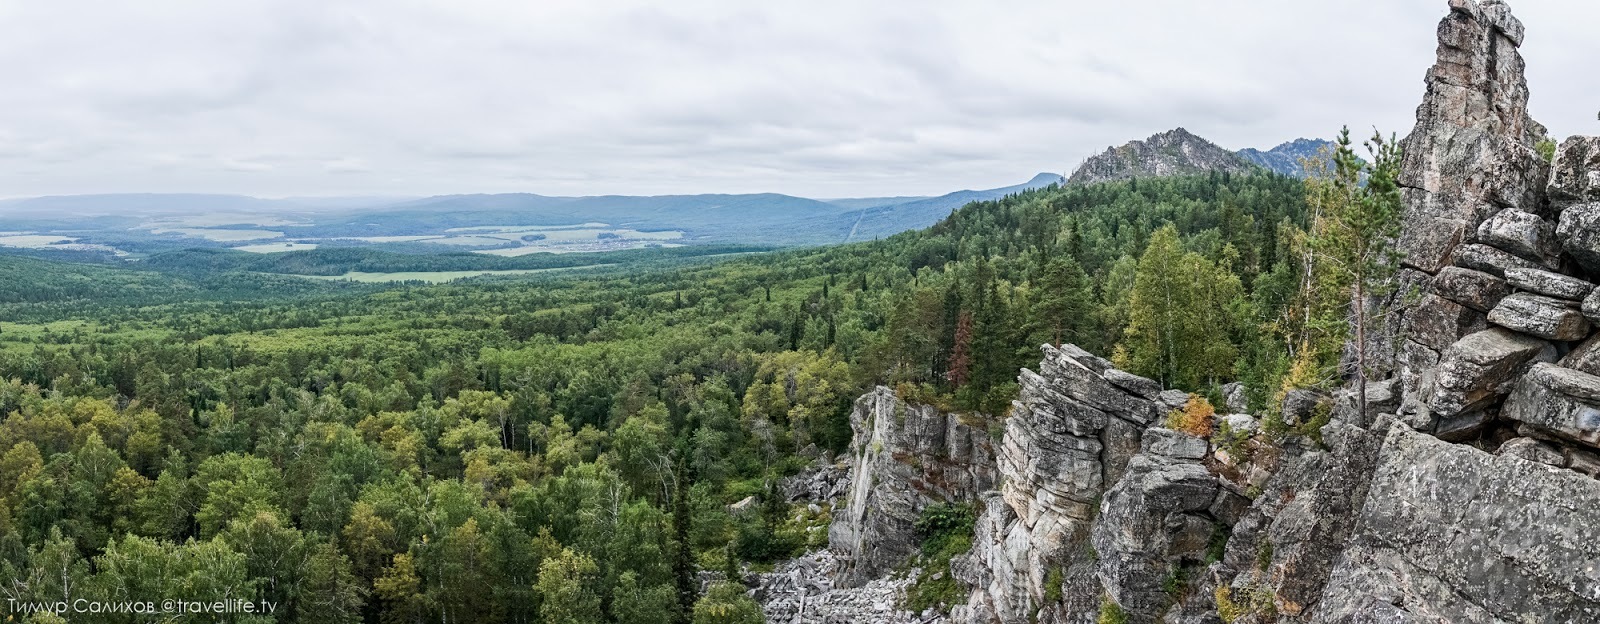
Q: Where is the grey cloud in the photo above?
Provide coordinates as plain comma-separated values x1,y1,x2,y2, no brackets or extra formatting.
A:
0,0,1595,199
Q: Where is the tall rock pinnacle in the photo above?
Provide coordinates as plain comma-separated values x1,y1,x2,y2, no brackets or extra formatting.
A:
1394,0,1549,274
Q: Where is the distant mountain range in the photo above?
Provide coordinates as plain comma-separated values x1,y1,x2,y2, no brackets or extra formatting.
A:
0,174,1066,251
0,130,1326,257
1237,138,1335,178
1066,129,1333,184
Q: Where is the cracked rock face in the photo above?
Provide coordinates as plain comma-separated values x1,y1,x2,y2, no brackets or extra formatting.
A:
1549,136,1600,209
1091,434,1218,622
1501,362,1600,450
1485,292,1591,340
1314,424,1600,623
951,345,1164,624
829,387,996,587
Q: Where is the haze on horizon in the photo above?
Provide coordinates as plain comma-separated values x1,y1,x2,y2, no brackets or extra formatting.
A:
1,0,1595,202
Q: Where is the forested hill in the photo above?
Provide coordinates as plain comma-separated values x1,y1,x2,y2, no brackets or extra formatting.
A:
0,169,1312,623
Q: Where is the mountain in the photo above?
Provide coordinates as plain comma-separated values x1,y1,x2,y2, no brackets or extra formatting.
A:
838,172,1065,242
0,176,1063,255
1236,138,1334,177
1067,127,1257,185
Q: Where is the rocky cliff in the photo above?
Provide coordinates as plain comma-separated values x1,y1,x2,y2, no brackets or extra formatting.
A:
1067,128,1258,185
829,387,997,587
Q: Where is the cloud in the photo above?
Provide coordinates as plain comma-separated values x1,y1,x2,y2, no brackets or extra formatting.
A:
0,0,1594,199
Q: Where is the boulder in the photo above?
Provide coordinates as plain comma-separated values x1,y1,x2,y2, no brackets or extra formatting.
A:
1156,389,1190,412
1556,203,1600,275
1140,428,1208,460
1435,407,1495,442
1501,362,1600,449
1547,136,1600,209
1220,381,1249,414
1102,368,1162,400
1316,425,1600,623
1583,286,1600,325
1401,293,1487,352
1428,328,1551,419
1503,267,1595,300
1431,266,1509,311
1558,333,1600,376
1475,208,1558,264
1332,379,1399,427
1495,436,1566,467
1281,388,1331,427
1485,292,1590,340
1452,243,1550,277
1222,413,1259,435
1090,453,1217,622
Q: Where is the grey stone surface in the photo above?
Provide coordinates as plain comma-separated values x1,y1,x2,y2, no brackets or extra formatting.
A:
782,460,851,504
1559,332,1600,375
1431,266,1509,311
1558,203,1600,275
1314,424,1600,623
1494,436,1566,467
1475,207,1558,264
951,345,1163,624
1485,292,1590,340
1401,293,1487,352
1156,389,1190,413
1139,428,1208,460
1220,381,1249,414
1282,388,1331,427
1102,368,1161,401
1503,267,1594,300
1585,287,1600,325
1332,379,1399,427
1222,413,1259,435
1451,242,1551,277
1428,328,1552,419
1548,136,1600,209
1500,362,1600,450
829,387,996,586
1090,453,1217,622
757,550,943,624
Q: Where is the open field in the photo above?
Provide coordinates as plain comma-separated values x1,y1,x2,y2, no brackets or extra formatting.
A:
292,265,612,283
232,242,320,253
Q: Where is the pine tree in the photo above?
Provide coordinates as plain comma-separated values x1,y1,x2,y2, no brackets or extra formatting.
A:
1313,127,1404,419
1036,256,1093,347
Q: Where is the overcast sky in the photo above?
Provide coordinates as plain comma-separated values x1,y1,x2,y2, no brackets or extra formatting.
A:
0,1,1594,200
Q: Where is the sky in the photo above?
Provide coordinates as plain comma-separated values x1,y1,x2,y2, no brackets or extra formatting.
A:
0,0,1595,200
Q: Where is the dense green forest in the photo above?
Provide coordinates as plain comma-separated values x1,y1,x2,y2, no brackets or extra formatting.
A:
0,168,1349,623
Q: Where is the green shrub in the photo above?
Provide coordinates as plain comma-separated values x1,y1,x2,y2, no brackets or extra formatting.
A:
1097,596,1129,624
903,503,979,613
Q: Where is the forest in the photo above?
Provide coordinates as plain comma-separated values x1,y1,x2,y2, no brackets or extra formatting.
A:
0,136,1394,623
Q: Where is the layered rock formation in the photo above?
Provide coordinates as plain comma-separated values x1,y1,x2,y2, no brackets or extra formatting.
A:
950,345,1165,623
1068,128,1258,185
829,387,997,587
